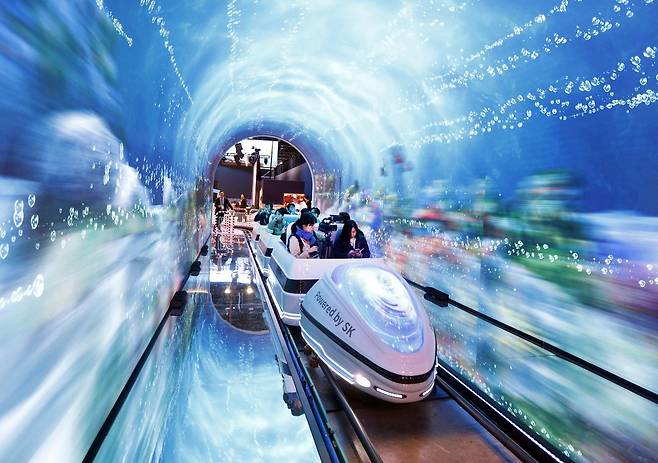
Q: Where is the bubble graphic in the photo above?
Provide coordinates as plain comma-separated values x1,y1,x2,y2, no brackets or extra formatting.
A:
28,194,36,207
13,200,24,228
31,215,39,230
32,274,45,298
103,162,111,185
0,243,8,259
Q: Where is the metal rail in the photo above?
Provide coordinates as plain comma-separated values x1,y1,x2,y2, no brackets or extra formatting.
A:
434,360,560,463
246,233,346,463
318,363,384,463
404,277,658,405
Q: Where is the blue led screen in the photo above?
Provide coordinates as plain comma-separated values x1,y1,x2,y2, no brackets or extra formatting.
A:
0,1,657,462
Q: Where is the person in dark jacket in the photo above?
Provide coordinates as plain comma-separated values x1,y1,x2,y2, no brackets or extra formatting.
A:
239,193,248,209
254,203,273,225
214,190,232,225
332,220,371,258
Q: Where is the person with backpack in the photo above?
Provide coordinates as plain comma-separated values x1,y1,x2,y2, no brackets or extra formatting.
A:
287,212,319,259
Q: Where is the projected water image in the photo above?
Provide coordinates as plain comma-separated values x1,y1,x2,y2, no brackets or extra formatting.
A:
1,0,657,462
96,245,320,463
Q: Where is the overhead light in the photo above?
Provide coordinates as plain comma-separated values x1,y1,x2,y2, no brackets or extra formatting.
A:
354,374,371,388
224,287,231,294
246,286,254,294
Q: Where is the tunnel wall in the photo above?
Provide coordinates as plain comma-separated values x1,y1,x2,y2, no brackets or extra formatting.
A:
0,2,209,461
1,1,657,462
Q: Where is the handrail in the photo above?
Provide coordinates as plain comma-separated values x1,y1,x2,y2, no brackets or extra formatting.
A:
404,277,658,405
83,234,212,462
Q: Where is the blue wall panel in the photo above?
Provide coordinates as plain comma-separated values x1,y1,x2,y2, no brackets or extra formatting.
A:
0,1,657,461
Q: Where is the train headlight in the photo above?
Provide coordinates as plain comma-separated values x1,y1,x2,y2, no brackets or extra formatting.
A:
354,374,372,388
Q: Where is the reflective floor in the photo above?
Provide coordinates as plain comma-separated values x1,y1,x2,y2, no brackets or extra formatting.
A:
96,236,320,462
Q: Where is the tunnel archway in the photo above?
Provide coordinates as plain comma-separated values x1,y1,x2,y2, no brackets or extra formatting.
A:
205,123,347,215
212,134,317,206
3,2,658,462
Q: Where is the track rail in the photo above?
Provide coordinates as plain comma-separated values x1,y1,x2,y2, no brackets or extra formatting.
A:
403,278,658,405
318,362,384,463
245,233,347,463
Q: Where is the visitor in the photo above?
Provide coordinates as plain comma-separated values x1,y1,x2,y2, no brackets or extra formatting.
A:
332,220,371,258
287,212,319,259
267,207,288,235
254,203,273,225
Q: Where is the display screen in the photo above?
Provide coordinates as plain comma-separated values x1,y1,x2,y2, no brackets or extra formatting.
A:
1,1,656,462
0,2,208,461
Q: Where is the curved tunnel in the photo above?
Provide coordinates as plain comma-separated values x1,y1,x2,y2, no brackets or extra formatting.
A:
1,1,657,462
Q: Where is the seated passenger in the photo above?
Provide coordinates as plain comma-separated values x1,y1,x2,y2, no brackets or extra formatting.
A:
333,220,371,258
254,203,273,225
287,212,319,259
267,207,288,235
286,202,298,215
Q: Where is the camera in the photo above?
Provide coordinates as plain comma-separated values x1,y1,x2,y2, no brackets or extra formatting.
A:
319,217,337,233
318,212,350,234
